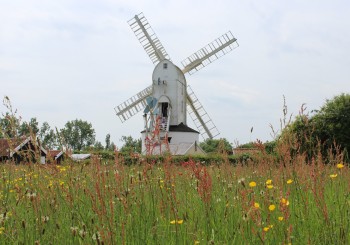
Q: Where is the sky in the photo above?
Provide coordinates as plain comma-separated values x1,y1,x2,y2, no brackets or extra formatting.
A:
1,0,349,147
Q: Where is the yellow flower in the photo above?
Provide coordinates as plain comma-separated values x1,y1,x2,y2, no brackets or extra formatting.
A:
194,241,200,244
266,184,273,189
266,179,272,185
278,216,284,221
170,219,184,225
249,181,256,187
263,227,269,232
330,174,338,178
337,163,344,169
280,198,290,206
287,179,293,184
268,204,276,211
254,202,260,209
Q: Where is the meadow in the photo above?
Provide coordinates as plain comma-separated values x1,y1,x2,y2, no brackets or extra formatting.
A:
0,149,349,245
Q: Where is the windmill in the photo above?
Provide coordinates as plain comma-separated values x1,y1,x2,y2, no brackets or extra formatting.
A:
114,13,238,155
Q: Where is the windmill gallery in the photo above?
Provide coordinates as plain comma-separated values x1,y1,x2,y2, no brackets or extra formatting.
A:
115,13,239,155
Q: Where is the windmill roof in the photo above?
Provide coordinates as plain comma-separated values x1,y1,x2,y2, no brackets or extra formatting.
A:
169,123,199,133
141,123,199,134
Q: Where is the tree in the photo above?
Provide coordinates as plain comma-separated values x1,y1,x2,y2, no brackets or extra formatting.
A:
19,117,39,136
312,93,350,153
284,93,350,161
93,141,104,151
0,113,20,138
105,133,111,150
38,122,59,149
60,119,96,151
119,136,141,154
200,138,233,154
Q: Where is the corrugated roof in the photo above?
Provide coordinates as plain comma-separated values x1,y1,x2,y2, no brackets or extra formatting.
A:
71,154,91,161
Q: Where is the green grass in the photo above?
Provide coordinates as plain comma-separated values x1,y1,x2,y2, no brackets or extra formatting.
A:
0,157,349,244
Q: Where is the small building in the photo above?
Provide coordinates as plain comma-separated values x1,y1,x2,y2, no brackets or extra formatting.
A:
47,150,64,164
0,137,47,164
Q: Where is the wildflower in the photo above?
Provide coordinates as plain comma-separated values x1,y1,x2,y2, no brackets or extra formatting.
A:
263,227,270,232
79,229,87,238
194,241,200,244
70,226,78,236
92,232,101,241
268,204,276,211
280,198,290,206
254,202,260,209
238,178,245,187
278,216,284,221
337,163,344,169
170,220,183,224
41,216,49,224
249,181,256,188
266,184,273,189
330,174,338,178
287,179,293,184
266,179,272,185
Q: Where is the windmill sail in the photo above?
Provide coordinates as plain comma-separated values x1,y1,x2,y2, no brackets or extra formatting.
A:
181,31,238,75
186,85,220,140
128,13,170,64
114,86,152,123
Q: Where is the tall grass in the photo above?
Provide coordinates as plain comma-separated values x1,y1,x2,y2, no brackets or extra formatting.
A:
0,152,349,244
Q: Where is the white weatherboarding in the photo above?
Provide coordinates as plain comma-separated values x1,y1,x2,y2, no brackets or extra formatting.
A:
114,13,239,155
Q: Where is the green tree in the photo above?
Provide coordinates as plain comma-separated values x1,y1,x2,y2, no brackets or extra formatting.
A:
119,136,141,154
105,133,111,150
284,93,350,161
312,93,350,152
60,119,96,151
200,138,233,154
93,141,104,151
19,117,39,136
39,122,59,149
0,96,20,138
0,113,20,138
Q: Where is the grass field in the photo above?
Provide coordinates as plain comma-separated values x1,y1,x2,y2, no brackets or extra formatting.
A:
0,153,349,244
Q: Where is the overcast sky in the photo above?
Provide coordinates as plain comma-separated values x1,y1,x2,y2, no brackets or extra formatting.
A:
1,0,349,147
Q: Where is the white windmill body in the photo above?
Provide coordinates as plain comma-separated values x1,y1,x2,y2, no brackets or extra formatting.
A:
115,13,239,155
141,59,201,154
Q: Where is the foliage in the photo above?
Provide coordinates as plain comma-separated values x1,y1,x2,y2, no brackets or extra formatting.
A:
285,93,350,161
18,117,39,136
38,122,59,149
93,141,104,151
119,135,141,154
60,119,96,151
200,138,233,154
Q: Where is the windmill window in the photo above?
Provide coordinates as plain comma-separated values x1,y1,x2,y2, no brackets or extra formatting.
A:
163,63,168,69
